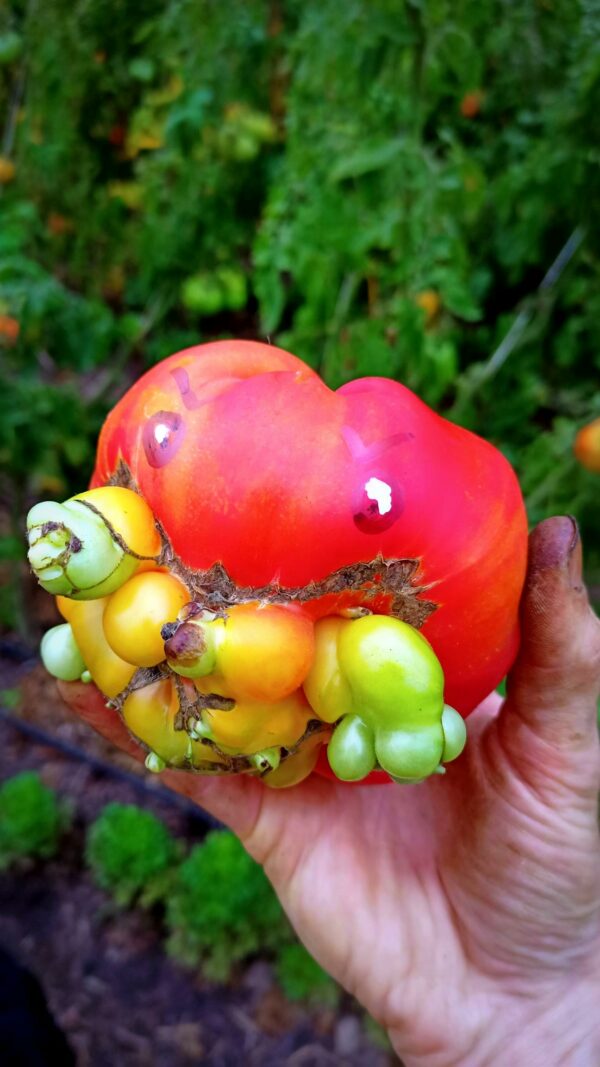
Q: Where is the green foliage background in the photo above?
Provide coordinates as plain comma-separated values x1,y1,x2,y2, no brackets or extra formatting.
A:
1,0,599,632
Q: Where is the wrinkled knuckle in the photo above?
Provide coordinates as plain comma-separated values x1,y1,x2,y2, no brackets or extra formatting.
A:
237,795,271,864
582,611,600,687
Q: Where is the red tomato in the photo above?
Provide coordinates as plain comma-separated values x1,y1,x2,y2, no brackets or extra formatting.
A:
92,340,527,743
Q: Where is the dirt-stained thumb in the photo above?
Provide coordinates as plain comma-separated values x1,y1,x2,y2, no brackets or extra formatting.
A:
500,516,600,775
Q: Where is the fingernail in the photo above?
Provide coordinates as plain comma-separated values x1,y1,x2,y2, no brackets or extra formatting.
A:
566,517,583,590
528,515,580,577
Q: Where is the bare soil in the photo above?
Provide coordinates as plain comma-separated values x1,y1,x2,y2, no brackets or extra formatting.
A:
0,656,398,1067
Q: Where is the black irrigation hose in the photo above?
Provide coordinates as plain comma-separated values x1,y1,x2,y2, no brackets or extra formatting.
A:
0,639,38,665
0,705,221,830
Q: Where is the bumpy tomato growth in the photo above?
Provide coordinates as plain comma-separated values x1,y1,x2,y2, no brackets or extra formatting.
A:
27,340,528,788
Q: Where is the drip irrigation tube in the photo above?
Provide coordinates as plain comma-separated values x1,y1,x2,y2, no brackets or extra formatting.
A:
0,705,221,829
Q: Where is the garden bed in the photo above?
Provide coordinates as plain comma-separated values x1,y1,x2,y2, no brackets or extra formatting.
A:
0,658,397,1066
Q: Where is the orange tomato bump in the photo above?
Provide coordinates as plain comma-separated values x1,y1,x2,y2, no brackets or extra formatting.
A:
103,571,189,667
166,601,315,703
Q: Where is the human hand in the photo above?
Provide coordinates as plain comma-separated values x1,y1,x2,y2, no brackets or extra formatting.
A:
59,516,600,1066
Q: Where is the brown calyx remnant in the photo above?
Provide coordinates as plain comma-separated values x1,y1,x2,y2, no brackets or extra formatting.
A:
40,521,82,554
196,719,331,778
159,556,435,631
171,674,235,733
173,719,331,779
108,666,235,723
162,619,207,667
105,459,438,777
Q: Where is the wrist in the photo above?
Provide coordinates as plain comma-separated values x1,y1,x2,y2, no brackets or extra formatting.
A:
390,979,600,1067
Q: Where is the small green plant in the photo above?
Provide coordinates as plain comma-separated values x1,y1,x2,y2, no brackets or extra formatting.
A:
0,771,70,868
276,942,340,1009
166,829,289,981
0,688,20,710
86,802,179,907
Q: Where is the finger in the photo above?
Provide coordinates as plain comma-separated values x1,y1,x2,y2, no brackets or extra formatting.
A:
57,679,141,760
160,767,265,840
57,679,265,837
496,516,600,791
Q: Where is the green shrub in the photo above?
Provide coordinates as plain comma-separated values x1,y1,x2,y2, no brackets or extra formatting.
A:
166,829,289,981
86,802,179,907
276,942,340,1008
0,771,70,868
1,0,599,635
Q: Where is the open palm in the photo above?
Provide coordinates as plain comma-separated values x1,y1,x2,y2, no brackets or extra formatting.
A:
60,517,600,1066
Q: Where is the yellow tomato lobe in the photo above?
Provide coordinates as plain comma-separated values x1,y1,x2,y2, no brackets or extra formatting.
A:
209,602,315,702
103,571,189,667
74,486,161,559
65,597,135,698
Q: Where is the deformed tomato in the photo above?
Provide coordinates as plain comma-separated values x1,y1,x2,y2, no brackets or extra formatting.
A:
27,340,528,788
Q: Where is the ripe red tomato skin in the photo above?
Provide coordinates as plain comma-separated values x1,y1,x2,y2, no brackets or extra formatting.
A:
92,340,528,781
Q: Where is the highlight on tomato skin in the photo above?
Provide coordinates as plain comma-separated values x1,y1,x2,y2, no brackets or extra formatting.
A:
27,339,529,789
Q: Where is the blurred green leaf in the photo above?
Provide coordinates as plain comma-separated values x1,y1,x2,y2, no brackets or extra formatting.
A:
0,0,599,640
330,139,404,182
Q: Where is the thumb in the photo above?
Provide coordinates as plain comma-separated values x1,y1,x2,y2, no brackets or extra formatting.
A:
498,516,600,793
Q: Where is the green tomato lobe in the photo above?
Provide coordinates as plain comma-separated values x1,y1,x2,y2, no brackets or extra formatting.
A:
306,614,467,785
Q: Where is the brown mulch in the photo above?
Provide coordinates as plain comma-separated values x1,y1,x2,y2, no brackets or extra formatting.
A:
0,654,398,1067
